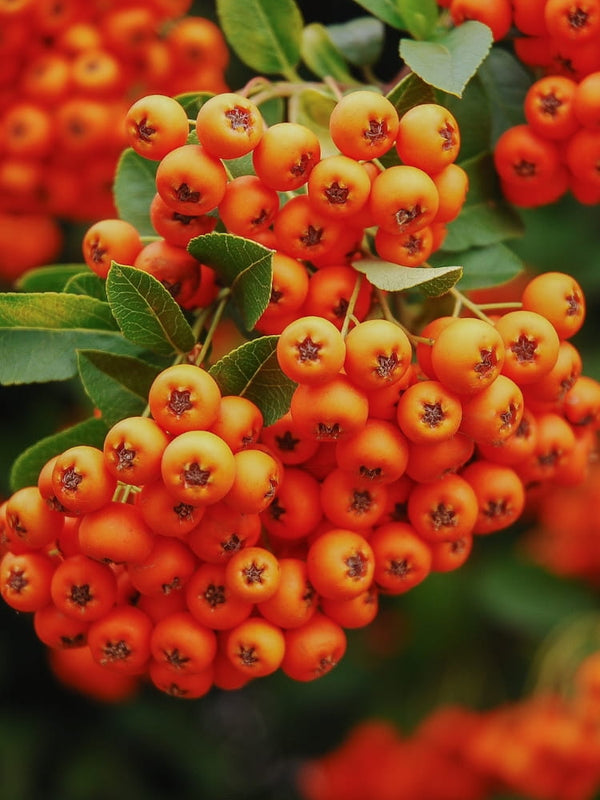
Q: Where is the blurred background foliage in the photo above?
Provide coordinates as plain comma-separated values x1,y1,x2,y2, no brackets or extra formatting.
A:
0,1,599,799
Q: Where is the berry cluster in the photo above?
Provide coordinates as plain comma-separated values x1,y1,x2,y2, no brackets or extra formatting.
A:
437,0,600,207
0,0,229,281
298,650,600,800
1,262,597,701
82,88,468,326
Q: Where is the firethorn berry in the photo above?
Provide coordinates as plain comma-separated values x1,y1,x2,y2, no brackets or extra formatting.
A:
476,406,538,466
255,251,310,324
430,317,506,396
149,658,214,699
306,528,375,600
5,485,63,550
405,432,475,484
50,554,117,622
217,174,280,238
494,310,561,385
257,557,317,629
396,380,463,444
573,71,600,128
516,412,577,484
127,536,197,597
186,502,261,564
449,0,513,41
370,165,440,236
395,103,461,174
521,271,586,340
320,468,388,531
51,445,117,516
224,545,281,603
259,411,320,466
252,121,321,191
493,124,563,190
137,590,187,624
125,94,191,161
160,430,236,506
49,644,140,703
544,0,600,43
344,319,412,392
524,339,583,406
461,460,526,535
150,610,217,675
407,472,479,543
565,128,600,188
273,194,344,262
328,90,399,161
136,480,205,539
33,603,90,650
87,604,153,674
149,192,217,248
276,315,346,385
103,415,171,486
334,418,410,485
185,562,252,630
369,521,433,594
523,75,580,141
563,375,600,429
280,612,347,682
300,264,373,330
0,550,54,613
415,316,456,379
195,92,264,159
374,226,435,267
208,395,264,453
82,218,143,279
306,154,372,219
147,363,222,435
260,466,323,541
133,239,201,306
460,374,524,445
365,364,418,421
320,586,379,630
431,164,469,223
429,534,474,573
78,501,155,565
155,143,228,215
222,448,281,515
225,616,286,678
290,375,369,442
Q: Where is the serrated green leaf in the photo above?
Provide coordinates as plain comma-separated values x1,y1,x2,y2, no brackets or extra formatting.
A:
386,71,436,117
209,336,296,426
443,203,524,252
399,0,438,39
77,350,159,427
216,0,303,78
352,259,462,296
113,148,158,237
9,416,109,493
295,88,339,158
0,328,157,385
187,233,273,331
16,264,89,293
301,23,361,85
400,21,493,97
327,17,384,67
429,242,524,290
105,263,196,356
63,272,107,300
0,292,117,330
477,47,531,143
349,0,407,30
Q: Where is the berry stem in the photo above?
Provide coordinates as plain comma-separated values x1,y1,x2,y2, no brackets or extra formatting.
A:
449,287,494,322
341,272,364,337
192,288,231,367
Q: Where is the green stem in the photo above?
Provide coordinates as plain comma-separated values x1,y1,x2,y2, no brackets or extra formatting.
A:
449,287,494,323
193,289,231,367
376,288,427,346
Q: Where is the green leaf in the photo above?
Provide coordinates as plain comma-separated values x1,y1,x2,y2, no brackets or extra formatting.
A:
439,76,492,162
174,91,214,119
295,88,339,158
62,272,107,300
301,23,361,85
77,350,159,427
399,0,438,40
0,328,156,385
16,264,89,293
187,232,273,331
209,336,296,426
0,292,117,330
105,263,196,356
9,416,109,493
113,148,158,237
349,0,407,30
386,71,436,117
216,0,303,78
351,259,462,296
327,16,384,67
477,47,531,143
429,243,524,290
400,21,493,97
